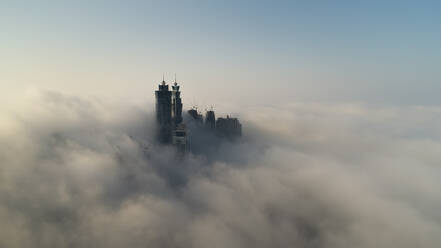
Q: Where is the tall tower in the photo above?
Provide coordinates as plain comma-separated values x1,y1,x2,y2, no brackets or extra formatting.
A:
155,79,172,143
205,110,216,130
171,78,183,126
216,115,242,139
171,77,187,152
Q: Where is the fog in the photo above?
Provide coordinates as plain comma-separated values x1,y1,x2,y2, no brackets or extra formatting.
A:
0,89,440,247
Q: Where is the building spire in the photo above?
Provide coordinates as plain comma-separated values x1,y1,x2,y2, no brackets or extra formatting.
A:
174,73,177,85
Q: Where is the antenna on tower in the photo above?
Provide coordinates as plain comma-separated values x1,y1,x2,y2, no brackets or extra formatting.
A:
161,73,166,85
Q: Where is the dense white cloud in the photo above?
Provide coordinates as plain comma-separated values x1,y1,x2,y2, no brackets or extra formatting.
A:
0,90,440,247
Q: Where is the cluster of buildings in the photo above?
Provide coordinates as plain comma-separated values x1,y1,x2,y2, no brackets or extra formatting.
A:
155,78,242,151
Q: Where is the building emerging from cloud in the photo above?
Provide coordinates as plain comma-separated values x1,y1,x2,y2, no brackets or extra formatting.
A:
155,78,241,152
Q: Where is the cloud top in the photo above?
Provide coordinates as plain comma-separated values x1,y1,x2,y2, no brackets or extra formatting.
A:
0,90,440,248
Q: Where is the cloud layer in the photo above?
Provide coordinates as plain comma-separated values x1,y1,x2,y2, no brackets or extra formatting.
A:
0,90,440,248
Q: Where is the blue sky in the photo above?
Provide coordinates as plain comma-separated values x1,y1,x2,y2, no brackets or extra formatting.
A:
1,0,440,107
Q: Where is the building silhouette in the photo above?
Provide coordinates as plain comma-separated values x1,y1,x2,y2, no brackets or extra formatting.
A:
216,115,242,139
171,80,183,126
188,108,203,124
205,110,216,130
155,77,241,151
155,79,172,143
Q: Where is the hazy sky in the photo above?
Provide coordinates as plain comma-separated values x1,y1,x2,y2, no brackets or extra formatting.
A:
1,0,440,107
2,2,441,247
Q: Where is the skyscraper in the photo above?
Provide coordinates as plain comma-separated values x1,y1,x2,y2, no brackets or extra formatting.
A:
171,79,186,152
154,76,241,151
216,115,242,139
155,79,172,143
205,110,216,130
171,79,183,126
